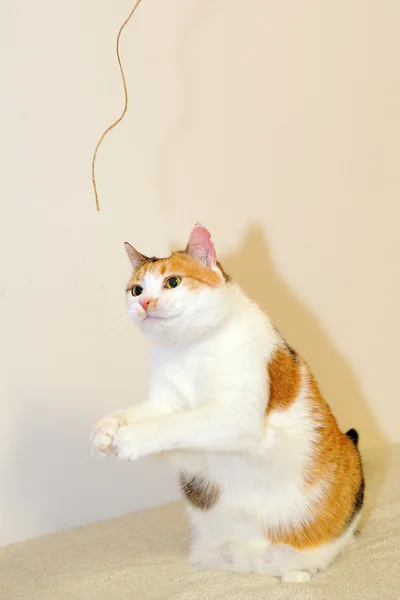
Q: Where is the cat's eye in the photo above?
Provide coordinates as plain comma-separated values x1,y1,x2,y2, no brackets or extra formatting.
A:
165,276,182,289
131,285,143,297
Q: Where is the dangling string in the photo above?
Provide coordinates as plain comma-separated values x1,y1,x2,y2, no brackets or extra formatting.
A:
91,0,143,211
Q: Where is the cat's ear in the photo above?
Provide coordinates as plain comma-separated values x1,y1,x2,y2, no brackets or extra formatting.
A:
124,242,149,271
186,224,217,268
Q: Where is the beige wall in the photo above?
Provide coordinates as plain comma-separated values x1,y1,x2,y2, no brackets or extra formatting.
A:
2,0,399,545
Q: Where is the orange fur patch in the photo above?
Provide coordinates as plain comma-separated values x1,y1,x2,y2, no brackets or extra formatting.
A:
265,348,364,549
128,252,223,290
266,346,301,414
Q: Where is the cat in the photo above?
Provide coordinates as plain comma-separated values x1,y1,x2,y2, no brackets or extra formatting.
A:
91,224,364,583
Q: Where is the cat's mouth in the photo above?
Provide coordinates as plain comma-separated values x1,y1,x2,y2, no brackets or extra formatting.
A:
143,313,176,322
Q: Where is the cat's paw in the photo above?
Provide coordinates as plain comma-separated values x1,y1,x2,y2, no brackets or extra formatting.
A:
113,424,159,460
281,569,313,583
189,541,253,573
91,416,123,458
113,425,143,460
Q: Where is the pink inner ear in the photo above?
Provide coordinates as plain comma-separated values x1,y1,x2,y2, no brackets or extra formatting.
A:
187,224,217,267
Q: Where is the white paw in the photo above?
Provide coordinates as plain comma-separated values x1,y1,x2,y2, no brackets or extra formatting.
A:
189,541,253,573
113,425,142,460
281,569,313,583
91,416,123,458
254,544,295,576
113,423,161,460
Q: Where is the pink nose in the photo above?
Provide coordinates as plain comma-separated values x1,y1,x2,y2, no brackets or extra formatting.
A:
140,297,153,311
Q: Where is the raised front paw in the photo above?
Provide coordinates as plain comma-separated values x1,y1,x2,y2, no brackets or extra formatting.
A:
113,425,141,460
113,424,158,461
91,415,123,458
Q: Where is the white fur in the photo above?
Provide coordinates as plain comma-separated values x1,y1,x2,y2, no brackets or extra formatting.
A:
92,264,359,582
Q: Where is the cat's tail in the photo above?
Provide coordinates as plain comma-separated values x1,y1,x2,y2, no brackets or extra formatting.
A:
346,428,359,447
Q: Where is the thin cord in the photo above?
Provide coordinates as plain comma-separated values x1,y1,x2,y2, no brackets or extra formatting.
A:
91,0,143,211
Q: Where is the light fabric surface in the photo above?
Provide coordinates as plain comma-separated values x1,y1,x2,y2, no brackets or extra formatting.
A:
2,444,399,600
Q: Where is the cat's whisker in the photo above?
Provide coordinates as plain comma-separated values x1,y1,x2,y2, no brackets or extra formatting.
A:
115,317,132,333
110,315,130,326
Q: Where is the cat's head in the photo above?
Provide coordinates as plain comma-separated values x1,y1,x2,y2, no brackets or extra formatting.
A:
125,224,231,345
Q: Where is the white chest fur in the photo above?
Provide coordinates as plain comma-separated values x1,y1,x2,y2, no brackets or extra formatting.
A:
150,308,275,410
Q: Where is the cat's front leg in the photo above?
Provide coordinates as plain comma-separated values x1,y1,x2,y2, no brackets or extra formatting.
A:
113,404,261,460
91,402,173,458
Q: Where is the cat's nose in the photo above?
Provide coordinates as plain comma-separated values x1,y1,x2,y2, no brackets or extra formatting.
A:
140,297,157,311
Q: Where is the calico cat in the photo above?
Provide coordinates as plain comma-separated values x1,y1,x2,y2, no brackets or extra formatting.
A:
91,224,364,583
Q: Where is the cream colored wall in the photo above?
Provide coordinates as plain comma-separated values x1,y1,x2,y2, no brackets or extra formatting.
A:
1,0,399,545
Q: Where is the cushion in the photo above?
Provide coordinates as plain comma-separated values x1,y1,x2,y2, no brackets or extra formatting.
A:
2,444,399,600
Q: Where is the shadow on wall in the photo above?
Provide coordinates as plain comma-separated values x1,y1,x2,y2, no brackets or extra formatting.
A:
221,225,387,450
221,225,389,518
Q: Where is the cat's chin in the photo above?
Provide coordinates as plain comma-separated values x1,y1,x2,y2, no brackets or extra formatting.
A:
143,314,176,323
130,311,175,325
138,313,178,333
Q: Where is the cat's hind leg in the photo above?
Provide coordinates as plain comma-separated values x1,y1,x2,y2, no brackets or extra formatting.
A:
257,515,361,582
189,539,256,573
190,539,314,579
187,507,266,573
